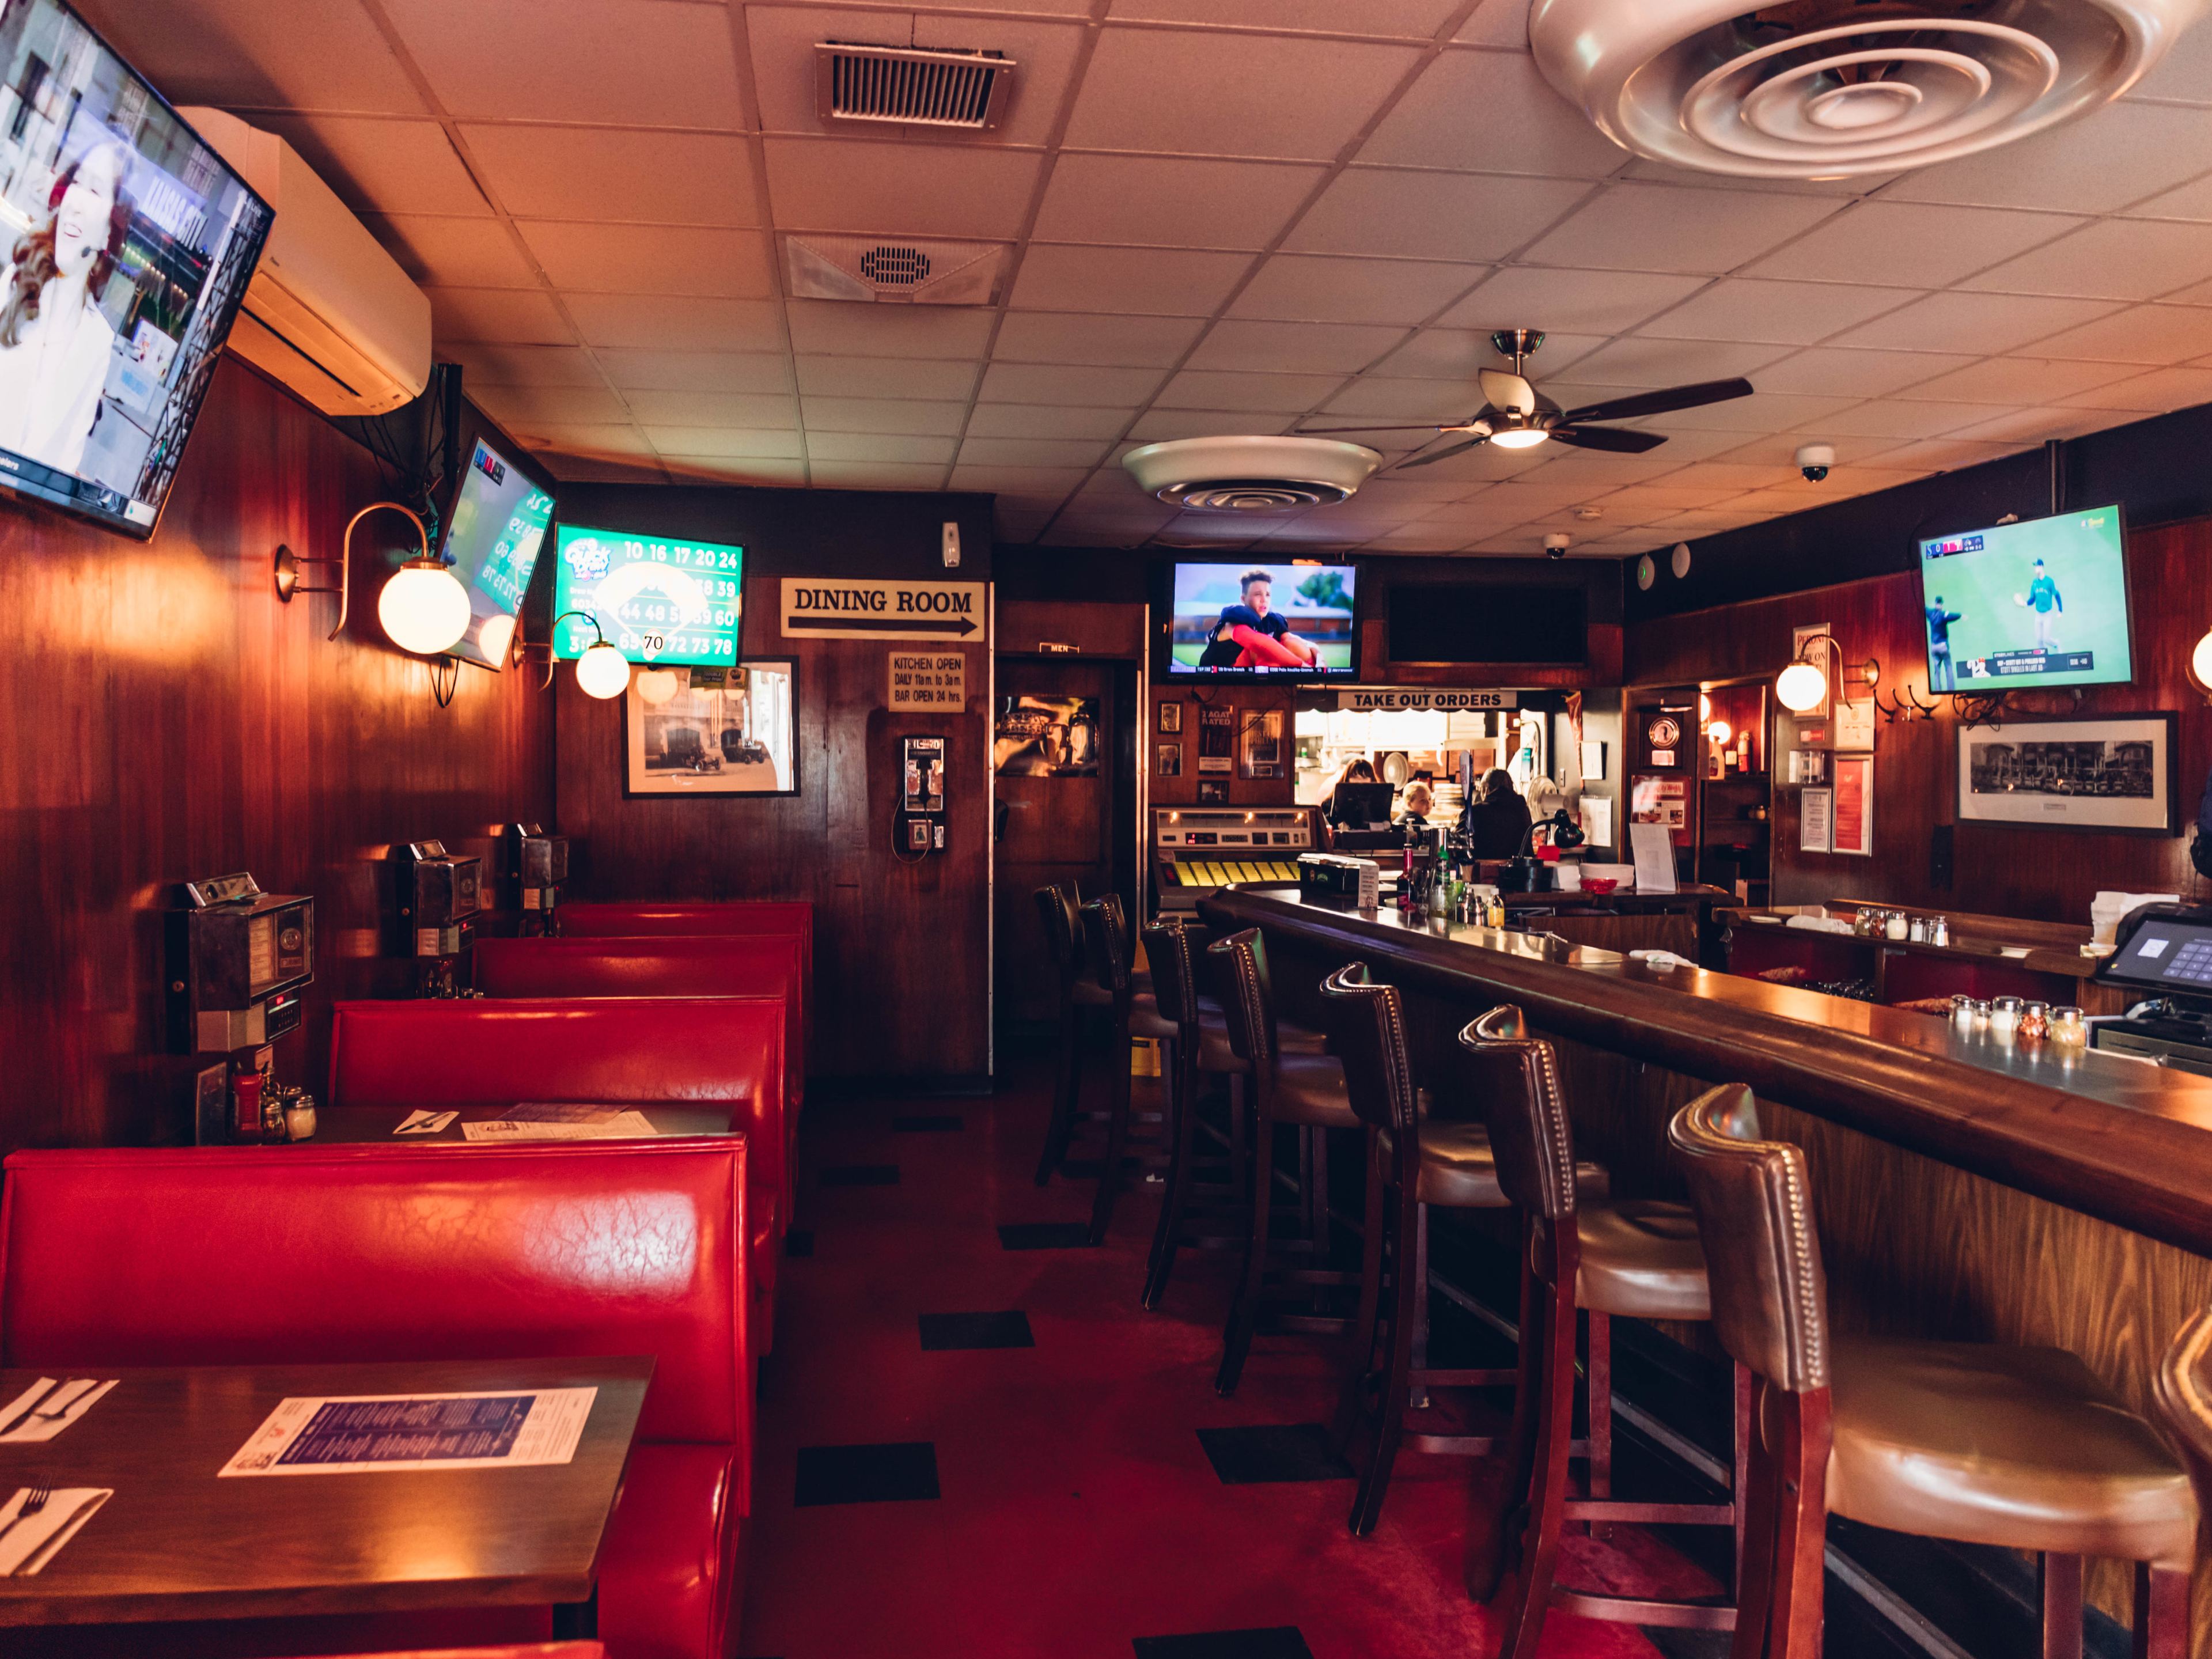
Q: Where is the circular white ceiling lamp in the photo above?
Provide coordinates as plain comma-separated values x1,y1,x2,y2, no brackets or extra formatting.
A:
1528,0,2211,179
1122,435,1384,512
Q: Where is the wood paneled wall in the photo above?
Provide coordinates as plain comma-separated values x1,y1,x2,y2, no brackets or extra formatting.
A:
1624,517,2212,920
0,359,555,1152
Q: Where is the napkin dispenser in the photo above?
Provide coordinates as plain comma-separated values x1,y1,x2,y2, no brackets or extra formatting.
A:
1298,852,1378,911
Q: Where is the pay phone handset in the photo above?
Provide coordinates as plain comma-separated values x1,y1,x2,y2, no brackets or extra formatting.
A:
896,735,949,861
391,840,482,997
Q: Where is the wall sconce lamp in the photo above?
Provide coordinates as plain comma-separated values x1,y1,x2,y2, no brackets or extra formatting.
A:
1775,632,1880,715
523,610,632,700
277,503,469,654
2191,628,2212,703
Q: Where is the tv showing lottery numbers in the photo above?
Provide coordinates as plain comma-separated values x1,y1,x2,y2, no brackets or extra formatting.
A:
553,525,744,668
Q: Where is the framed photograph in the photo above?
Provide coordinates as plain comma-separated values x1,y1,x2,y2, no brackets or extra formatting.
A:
623,660,798,798
1197,778,1229,805
1158,700,1182,735
994,694,1099,777
1955,713,2177,835
1239,710,1283,780
1157,744,1183,778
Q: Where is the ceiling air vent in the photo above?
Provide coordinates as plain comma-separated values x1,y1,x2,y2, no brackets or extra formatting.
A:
783,234,1009,306
1529,0,2211,178
814,41,1017,131
1122,438,1384,514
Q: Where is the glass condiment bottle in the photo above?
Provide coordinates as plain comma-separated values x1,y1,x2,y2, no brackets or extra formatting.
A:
1931,915,1950,947
2018,1001,2050,1041
263,1085,290,1143
1965,997,1990,1033
285,1090,318,1141
1949,993,1978,1032
2050,1005,2087,1048
1989,995,2022,1037
1885,910,1910,941
1908,915,1927,942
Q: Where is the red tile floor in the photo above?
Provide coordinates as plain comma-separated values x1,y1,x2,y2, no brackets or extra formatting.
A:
738,1058,1725,1659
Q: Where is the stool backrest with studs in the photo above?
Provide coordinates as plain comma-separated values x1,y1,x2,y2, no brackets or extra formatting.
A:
1078,894,1135,1000
1318,961,1415,1140
1460,1005,1577,1227
1208,927,1281,1074
1668,1086,1830,1395
1142,919,1201,1033
1033,882,1081,987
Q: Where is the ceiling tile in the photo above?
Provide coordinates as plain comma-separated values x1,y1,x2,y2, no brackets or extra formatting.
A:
1554,337,1790,389
1749,347,1976,399
440,344,604,387
1636,279,1923,346
1031,155,1325,251
381,0,749,128
1830,292,2121,356
426,287,576,346
1809,400,1997,440
1519,183,1844,275
366,215,539,289
783,302,995,359
805,461,952,488
797,355,980,399
764,139,1044,239
807,432,960,464
2121,171,2212,222
1012,245,1254,315
978,362,1167,405
2020,304,2212,365
84,0,422,111
1228,255,1486,325
994,311,1209,366
1939,406,2118,444
546,456,672,484
1897,357,2141,405
469,384,632,426
1369,328,1603,380
661,456,808,485
2123,17,2212,104
623,391,801,426
1185,319,1410,375
1960,218,2212,301
799,397,969,435
1859,437,2023,472
1286,171,1593,262
1437,267,1707,334
517,224,775,297
1592,482,1748,512
1883,101,2212,214
1316,377,1488,419
1354,476,1490,506
511,422,658,460
1124,408,1300,440
563,295,783,352
1064,28,1421,161
599,350,796,393
1635,389,1860,431
2055,365,2212,411
253,116,488,217
1743,202,2079,289
948,465,1092,495
1152,369,1347,411
964,404,1137,440
460,126,760,226
1459,1,1532,46
959,436,1115,467
1111,0,1463,33
643,427,807,459
1357,48,1632,178
1712,432,1922,468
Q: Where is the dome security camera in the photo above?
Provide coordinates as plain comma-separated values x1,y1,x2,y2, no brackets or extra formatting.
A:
1544,532,1570,560
1796,442,1835,483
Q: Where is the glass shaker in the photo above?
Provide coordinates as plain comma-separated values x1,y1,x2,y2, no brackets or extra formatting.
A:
2050,1006,2088,1048
1988,995,2022,1037
2018,1001,2050,1040
285,1090,319,1141
1948,994,1978,1033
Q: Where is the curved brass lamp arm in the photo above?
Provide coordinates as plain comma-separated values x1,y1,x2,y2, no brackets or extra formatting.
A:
275,500,429,641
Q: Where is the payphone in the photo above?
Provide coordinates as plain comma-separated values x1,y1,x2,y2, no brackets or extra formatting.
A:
896,734,948,857
166,872,314,1143
391,840,481,996
502,822,570,935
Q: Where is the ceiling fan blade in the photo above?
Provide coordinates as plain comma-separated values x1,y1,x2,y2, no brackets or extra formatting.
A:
1397,437,1486,469
1558,377,1755,427
1548,424,1668,454
1478,368,1537,416
1293,423,1460,435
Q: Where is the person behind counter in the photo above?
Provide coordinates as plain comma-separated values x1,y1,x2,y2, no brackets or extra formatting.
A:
1460,767,1532,859
1325,758,1393,830
1398,780,1434,829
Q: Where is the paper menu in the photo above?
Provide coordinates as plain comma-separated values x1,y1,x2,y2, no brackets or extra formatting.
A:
220,1387,597,1476
458,1111,658,1142
1629,821,1677,895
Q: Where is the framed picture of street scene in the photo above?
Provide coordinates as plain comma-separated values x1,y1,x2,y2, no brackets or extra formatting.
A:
1955,714,2177,835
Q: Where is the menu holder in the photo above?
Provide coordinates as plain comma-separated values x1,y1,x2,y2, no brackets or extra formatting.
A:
221,1387,597,1477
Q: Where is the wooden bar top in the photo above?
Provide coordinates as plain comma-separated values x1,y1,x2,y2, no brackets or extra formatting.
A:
1202,889,2212,1260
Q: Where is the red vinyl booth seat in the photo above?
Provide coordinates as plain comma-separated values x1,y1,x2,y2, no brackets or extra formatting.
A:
0,1143,750,1659
275,1649,605,1658
556,904,812,1048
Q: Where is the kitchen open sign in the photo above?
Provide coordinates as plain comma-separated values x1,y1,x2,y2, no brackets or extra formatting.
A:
889,652,967,711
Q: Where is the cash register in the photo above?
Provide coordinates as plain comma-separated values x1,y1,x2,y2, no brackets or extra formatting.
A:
2091,904,2212,1076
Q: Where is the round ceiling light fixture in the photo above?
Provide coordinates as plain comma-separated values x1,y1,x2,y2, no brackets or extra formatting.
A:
1122,435,1384,512
1528,0,2210,179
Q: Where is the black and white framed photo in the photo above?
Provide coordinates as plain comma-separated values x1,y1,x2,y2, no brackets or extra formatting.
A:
1157,700,1182,735
623,660,798,798
1955,713,2176,835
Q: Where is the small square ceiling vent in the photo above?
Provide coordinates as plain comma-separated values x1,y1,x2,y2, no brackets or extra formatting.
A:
813,41,1017,131
783,234,1009,306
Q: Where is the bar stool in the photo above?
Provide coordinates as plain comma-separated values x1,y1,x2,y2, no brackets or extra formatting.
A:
1031,881,1097,1186
1209,927,1359,1396
1461,1006,1751,1656
1078,893,1162,1244
1672,1088,2195,1659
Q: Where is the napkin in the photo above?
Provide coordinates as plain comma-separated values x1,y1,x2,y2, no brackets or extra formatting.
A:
1629,949,1692,970
0,1486,110,1575
393,1109,459,1136
0,1377,116,1442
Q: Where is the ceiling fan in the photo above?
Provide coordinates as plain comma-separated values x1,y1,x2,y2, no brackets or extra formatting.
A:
1298,328,1755,469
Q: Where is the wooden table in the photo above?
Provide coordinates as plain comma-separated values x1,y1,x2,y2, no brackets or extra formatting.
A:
306,1105,735,1145
0,1356,651,1627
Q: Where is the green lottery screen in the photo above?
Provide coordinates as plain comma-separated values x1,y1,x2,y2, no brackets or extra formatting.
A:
1918,506,2132,692
554,526,744,666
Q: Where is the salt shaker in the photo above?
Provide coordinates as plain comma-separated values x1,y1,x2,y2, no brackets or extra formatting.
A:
285,1090,318,1141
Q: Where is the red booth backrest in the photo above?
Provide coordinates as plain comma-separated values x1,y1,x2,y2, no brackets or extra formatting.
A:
0,1142,748,1445
558,904,812,1013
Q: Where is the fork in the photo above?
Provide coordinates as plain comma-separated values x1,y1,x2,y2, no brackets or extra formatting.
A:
0,1488,54,1555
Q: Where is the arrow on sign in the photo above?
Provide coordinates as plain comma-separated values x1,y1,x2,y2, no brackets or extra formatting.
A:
785,615,978,637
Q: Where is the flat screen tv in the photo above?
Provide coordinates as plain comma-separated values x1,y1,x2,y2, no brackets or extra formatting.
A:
0,1,273,538
444,437,554,671
553,525,743,667
1388,582,1586,665
1918,505,2132,692
1162,559,1358,678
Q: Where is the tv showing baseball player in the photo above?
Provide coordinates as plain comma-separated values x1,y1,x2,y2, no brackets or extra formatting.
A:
1163,560,1358,677
1917,506,2132,692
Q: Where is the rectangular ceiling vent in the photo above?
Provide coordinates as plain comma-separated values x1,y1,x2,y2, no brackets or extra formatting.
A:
783,234,1009,306
813,41,1017,131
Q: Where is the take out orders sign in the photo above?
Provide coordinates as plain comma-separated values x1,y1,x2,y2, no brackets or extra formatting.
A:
780,578,986,641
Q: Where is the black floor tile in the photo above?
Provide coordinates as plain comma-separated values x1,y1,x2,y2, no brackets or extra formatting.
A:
893,1113,964,1132
919,1310,1034,1351
997,1222,1094,1250
794,1441,940,1507
817,1164,899,1187
1194,1424,1354,1486
1133,1627,1314,1659
783,1229,814,1259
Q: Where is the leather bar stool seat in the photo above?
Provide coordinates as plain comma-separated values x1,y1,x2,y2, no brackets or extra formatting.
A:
1375,1122,1612,1211
1575,1200,1712,1323
1198,1016,1325,1073
1271,1050,1358,1128
1076,970,1152,1009
1826,1338,2196,1569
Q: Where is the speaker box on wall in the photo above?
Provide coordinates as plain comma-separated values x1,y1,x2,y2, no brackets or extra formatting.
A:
1930,823,1954,891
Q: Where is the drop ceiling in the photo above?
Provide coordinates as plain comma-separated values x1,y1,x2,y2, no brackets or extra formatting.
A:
77,0,2212,559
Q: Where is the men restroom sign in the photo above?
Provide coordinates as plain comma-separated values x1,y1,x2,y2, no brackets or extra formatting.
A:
780,578,986,642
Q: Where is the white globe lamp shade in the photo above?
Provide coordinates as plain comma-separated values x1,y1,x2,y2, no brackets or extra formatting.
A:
635,668,681,706
1775,660,1828,714
575,642,632,700
2192,629,2212,694
378,561,471,656
1706,719,1733,746
476,612,517,666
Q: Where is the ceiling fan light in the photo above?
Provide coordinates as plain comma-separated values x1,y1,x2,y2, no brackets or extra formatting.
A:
1490,427,1550,449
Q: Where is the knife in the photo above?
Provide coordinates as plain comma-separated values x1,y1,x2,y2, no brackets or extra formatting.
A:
0,1381,56,1440
17,1490,108,1577
16,1380,99,1433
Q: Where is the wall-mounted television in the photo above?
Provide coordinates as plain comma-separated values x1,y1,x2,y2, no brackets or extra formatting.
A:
553,525,743,667
1162,559,1358,679
1388,582,1586,665
0,1,274,538
444,437,554,671
1918,505,2131,692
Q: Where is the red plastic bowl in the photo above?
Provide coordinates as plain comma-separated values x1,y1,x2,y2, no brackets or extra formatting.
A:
1582,877,1619,895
